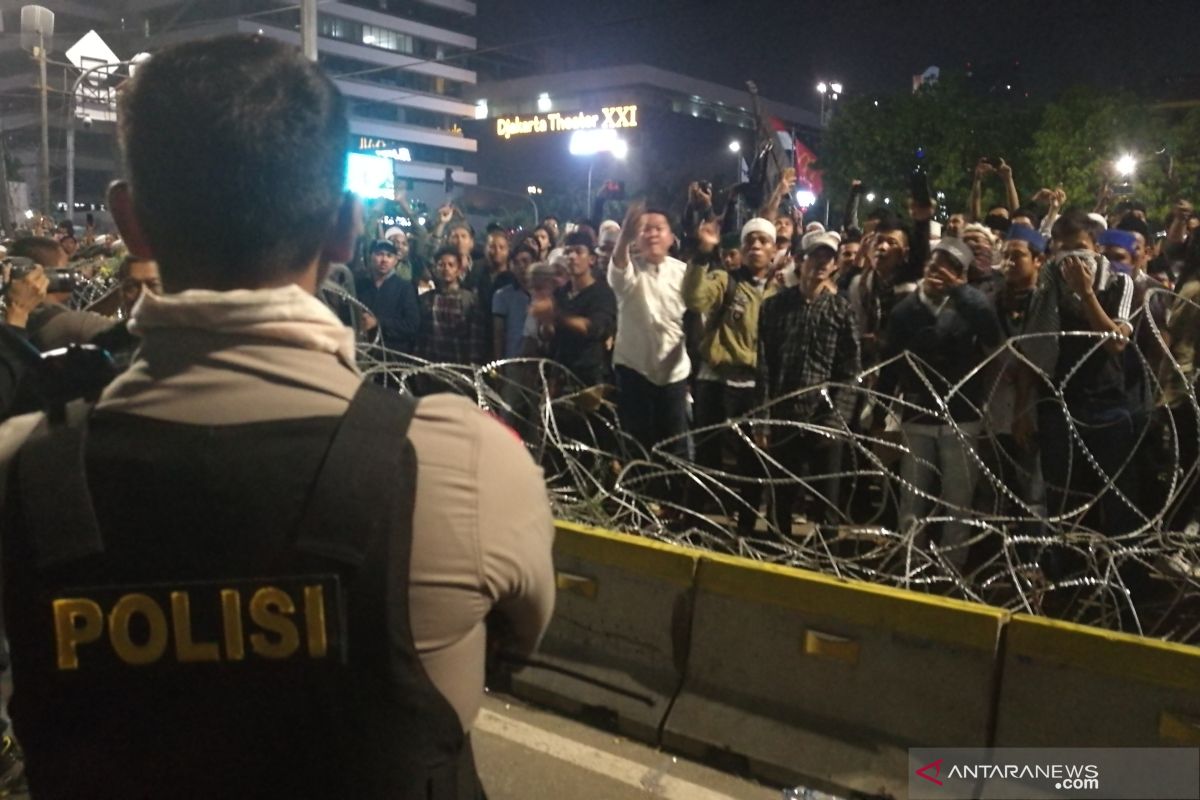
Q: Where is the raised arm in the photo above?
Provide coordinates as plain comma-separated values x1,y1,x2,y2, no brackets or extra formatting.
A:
841,179,863,233
997,159,1019,211
1033,187,1065,238
610,200,644,274
681,181,716,240
682,218,730,314
429,202,456,249
758,168,796,222
969,159,992,222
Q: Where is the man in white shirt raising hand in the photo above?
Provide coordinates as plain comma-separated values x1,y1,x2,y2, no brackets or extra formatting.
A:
608,201,691,470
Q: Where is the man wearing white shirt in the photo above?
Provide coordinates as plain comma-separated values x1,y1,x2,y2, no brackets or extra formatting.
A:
608,201,691,461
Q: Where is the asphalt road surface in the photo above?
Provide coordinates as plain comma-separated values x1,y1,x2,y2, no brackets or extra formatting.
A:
474,692,786,799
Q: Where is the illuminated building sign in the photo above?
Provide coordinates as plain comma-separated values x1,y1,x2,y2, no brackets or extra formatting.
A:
496,105,638,140
354,136,412,162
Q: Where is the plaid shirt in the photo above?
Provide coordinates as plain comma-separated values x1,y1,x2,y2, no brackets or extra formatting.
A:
756,286,861,424
418,286,486,365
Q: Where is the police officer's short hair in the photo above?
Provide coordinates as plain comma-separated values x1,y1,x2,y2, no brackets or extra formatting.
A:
117,35,348,289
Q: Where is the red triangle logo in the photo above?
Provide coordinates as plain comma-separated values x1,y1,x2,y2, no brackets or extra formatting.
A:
916,758,944,786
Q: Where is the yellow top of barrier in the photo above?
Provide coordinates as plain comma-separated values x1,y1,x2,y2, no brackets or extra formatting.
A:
694,551,1006,654
1006,614,1200,693
553,521,1005,653
553,522,1200,666
553,521,698,587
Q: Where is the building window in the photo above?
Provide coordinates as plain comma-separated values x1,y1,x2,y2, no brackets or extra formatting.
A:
360,24,414,54
336,0,475,34
317,14,468,60
320,53,466,101
318,15,350,39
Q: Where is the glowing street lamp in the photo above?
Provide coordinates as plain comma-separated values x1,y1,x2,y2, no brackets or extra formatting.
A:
816,79,843,126
537,92,551,113
728,140,743,185
569,129,627,157
571,129,628,200
795,188,817,208
1116,153,1137,177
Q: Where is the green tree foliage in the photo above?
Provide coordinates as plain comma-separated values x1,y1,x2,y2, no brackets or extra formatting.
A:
1027,89,1200,221
820,76,1037,220
819,77,1200,227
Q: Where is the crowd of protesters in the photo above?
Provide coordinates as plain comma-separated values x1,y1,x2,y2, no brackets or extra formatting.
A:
4,157,1200,558
310,158,1200,557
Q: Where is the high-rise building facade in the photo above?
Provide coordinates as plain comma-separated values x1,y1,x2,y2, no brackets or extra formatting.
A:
0,0,478,222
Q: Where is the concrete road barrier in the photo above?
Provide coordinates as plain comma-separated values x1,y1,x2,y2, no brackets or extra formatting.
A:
527,522,1200,797
509,521,699,744
993,614,1200,748
662,553,1007,797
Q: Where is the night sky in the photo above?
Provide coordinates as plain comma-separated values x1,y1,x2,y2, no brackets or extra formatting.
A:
480,0,1200,110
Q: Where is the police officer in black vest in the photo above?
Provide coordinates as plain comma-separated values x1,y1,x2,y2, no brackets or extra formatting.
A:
0,35,555,799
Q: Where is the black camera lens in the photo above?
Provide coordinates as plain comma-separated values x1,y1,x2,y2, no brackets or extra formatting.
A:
44,268,84,294
3,257,37,282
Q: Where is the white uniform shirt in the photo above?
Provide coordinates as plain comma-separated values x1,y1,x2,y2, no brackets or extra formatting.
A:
607,255,691,385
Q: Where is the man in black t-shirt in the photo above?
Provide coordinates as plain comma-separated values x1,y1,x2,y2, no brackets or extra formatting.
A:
529,229,616,388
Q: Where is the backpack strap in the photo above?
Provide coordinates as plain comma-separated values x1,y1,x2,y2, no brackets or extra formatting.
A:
292,381,418,566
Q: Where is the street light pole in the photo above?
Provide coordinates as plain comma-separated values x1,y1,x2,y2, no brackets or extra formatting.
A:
300,0,318,61
586,158,595,207
37,30,50,215
19,4,55,215
0,128,12,235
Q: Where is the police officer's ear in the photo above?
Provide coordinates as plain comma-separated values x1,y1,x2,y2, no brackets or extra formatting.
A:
107,180,155,261
321,191,362,266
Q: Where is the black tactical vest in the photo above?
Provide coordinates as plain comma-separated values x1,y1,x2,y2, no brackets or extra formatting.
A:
1,382,484,799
